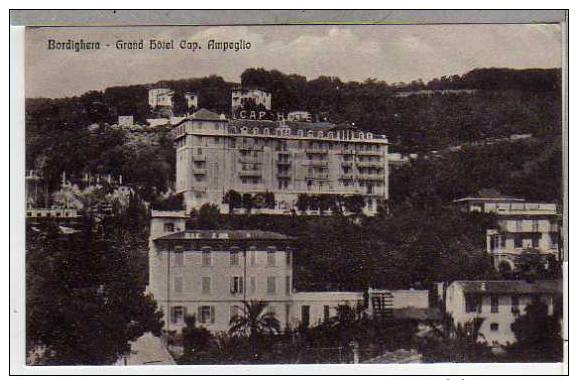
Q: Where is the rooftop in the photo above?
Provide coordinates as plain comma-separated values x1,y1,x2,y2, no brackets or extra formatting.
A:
153,229,295,242
454,280,561,295
454,189,525,203
190,108,224,121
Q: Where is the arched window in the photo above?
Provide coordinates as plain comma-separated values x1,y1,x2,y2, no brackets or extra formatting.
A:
240,127,248,134
264,128,270,135
229,126,237,134
307,130,314,138
327,132,334,138
358,132,365,140
253,127,259,135
318,131,324,138
298,130,304,137
366,132,373,139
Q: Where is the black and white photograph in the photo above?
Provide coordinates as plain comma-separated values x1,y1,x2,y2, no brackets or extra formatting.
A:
11,9,568,375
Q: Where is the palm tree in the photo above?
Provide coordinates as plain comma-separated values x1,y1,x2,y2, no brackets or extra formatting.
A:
228,300,280,357
422,313,493,362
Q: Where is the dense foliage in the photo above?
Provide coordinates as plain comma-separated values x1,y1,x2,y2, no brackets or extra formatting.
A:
26,202,162,365
185,204,498,292
391,134,563,206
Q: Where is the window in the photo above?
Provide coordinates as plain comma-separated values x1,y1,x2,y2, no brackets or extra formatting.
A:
250,277,256,295
323,305,330,322
170,306,185,325
202,277,211,294
174,250,184,267
198,305,215,324
490,323,499,331
267,249,276,267
267,276,276,295
511,295,520,314
515,220,523,232
250,251,256,266
230,250,239,266
514,237,523,248
174,276,183,294
532,220,540,232
301,305,310,327
202,249,212,266
164,223,175,232
230,276,244,294
532,237,540,248
285,275,291,296
491,295,499,313
465,294,482,313
286,251,291,266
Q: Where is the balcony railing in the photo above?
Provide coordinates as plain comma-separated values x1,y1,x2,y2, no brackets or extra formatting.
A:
192,168,207,175
356,150,382,156
356,161,384,168
192,154,206,162
357,173,385,181
239,169,262,177
305,173,330,181
304,160,329,167
239,156,261,164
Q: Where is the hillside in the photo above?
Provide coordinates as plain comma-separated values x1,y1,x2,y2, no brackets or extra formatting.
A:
25,67,562,203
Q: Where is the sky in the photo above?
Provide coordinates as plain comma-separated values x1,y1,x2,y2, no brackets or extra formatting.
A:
25,24,562,99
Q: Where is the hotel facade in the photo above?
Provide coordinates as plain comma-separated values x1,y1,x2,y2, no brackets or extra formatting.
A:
173,109,389,216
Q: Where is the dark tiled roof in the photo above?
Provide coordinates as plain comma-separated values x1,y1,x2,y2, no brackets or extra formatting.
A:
154,229,294,242
455,280,561,295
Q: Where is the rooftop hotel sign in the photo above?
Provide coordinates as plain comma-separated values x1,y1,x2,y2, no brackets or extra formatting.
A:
233,109,314,122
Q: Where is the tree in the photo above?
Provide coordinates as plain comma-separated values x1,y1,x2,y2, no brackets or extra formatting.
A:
223,190,242,215
197,203,222,229
242,193,254,214
228,300,281,357
419,314,495,362
181,315,214,360
296,194,310,214
506,299,563,362
514,250,548,280
26,218,163,365
344,195,365,215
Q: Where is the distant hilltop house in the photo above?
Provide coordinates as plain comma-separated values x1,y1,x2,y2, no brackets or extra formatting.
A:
173,108,389,216
149,88,175,118
184,91,199,111
442,280,561,347
147,210,431,333
231,87,272,113
453,189,561,271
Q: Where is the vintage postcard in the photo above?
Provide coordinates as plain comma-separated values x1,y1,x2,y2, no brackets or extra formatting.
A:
11,9,567,376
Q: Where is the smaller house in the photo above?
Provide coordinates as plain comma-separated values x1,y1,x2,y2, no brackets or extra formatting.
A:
444,280,561,346
453,190,561,270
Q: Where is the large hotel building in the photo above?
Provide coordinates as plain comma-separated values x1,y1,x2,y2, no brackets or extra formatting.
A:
173,108,389,215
